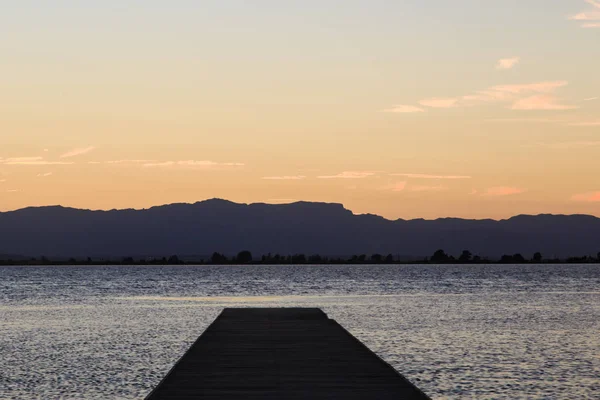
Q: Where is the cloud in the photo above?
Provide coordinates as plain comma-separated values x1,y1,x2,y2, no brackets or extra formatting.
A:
382,105,426,113
6,189,20,193
143,160,244,168
37,172,53,177
419,98,459,108
0,157,73,165
408,185,447,192
511,95,578,110
586,0,600,8
404,81,572,112
0,179,6,183
60,146,95,159
570,1,600,27
317,171,376,179
482,187,526,196
570,12,600,21
485,117,569,124
262,175,306,180
496,57,520,70
571,191,600,202
1,157,41,163
538,141,600,149
104,160,155,164
568,121,600,127
490,81,568,94
390,173,471,180
584,97,599,101
380,182,407,192
469,189,478,195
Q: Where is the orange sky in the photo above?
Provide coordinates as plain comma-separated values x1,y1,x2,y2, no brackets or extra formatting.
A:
1,1,599,219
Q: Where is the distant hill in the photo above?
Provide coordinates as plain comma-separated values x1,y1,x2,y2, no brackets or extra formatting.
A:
0,199,599,259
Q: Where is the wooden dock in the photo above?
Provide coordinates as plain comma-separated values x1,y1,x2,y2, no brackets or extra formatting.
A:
145,308,430,399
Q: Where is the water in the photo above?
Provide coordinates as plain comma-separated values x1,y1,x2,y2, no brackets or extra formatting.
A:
1,264,599,399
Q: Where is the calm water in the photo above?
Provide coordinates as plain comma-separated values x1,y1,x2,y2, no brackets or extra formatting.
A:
1,264,599,399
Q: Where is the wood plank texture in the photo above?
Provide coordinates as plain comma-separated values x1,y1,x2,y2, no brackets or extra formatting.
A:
146,308,430,399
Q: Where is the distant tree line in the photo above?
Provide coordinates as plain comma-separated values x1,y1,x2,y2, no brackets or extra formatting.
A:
1,249,600,265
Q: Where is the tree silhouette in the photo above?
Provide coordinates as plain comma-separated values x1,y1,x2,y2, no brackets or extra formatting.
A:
385,254,394,263
211,252,228,264
236,251,252,264
292,254,306,263
512,253,525,263
168,255,181,264
458,250,472,263
371,254,383,263
308,254,322,263
431,249,449,263
533,252,542,263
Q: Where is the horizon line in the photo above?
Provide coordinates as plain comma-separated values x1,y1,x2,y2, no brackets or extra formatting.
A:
0,197,598,223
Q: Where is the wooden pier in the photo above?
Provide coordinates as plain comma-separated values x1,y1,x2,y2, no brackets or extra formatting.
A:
145,308,430,399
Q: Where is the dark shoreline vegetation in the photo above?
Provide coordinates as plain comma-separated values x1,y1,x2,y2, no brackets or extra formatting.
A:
2,249,600,266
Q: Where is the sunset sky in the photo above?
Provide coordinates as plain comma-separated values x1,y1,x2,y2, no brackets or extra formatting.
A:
1,0,599,219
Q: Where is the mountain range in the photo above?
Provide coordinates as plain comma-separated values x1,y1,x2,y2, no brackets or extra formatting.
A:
1,199,599,259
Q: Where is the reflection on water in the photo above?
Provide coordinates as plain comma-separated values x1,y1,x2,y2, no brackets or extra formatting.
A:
1,264,599,399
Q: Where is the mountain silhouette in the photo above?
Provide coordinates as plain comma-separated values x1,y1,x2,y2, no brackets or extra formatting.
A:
0,198,598,259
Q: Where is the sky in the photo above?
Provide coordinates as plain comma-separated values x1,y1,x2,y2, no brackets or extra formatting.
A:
1,0,599,219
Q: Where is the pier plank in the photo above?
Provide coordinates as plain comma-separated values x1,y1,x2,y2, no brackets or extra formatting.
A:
146,308,430,399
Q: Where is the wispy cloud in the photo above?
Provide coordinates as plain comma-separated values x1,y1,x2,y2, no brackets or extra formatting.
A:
143,160,244,168
584,97,598,101
418,98,459,108
262,175,306,180
567,121,600,127
586,0,600,8
104,159,155,164
37,172,53,177
511,95,579,111
380,182,407,192
6,189,20,193
382,105,426,113
390,173,471,180
408,185,447,192
482,187,526,197
0,179,6,183
536,141,600,149
317,171,376,179
496,57,520,70
0,157,74,165
395,81,574,112
490,81,568,94
485,117,570,124
570,1,600,27
571,191,600,202
60,146,95,159
86,159,157,165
